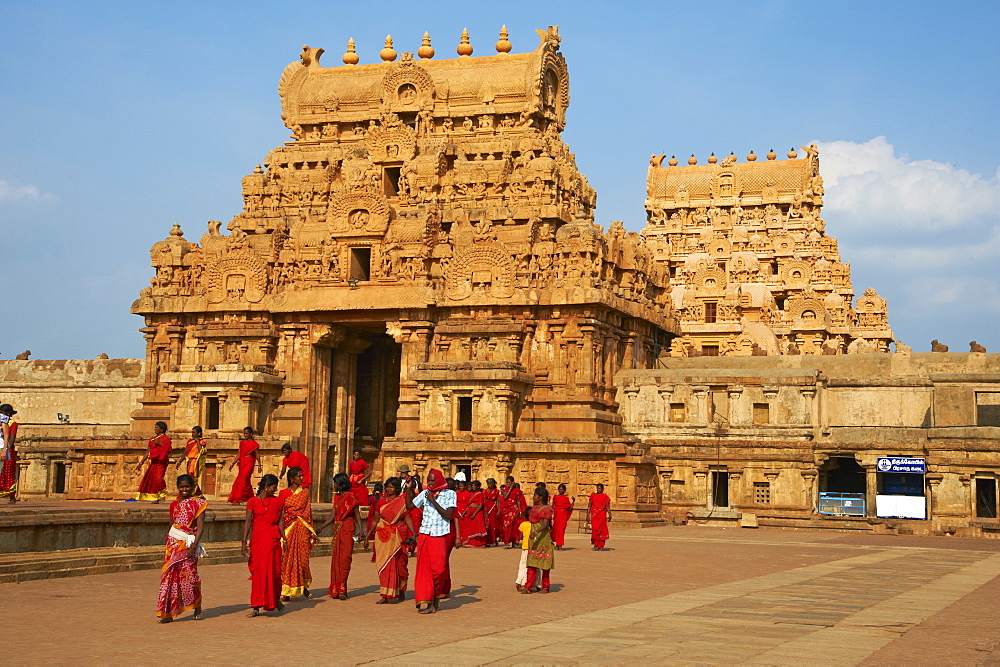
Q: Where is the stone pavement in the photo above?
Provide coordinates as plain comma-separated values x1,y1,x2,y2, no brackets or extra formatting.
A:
6,525,1000,664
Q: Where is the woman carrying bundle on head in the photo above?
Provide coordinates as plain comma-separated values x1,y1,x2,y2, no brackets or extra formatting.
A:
242,474,285,617
156,474,206,622
317,472,363,600
367,476,416,604
279,466,316,601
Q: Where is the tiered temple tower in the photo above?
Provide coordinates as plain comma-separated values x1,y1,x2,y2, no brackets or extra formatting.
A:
643,147,893,357
131,27,677,507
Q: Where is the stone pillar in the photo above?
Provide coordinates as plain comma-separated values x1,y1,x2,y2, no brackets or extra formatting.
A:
800,469,818,513
926,473,943,522
801,388,816,428
692,386,710,426
728,385,744,425
729,469,743,506
864,464,877,518
960,475,973,521
694,468,709,507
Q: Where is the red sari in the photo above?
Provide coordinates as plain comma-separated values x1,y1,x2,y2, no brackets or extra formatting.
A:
483,487,501,544
282,450,312,488
460,490,488,547
328,492,359,597
157,495,207,619
247,495,283,610
0,422,19,499
348,458,370,506
372,495,409,600
552,494,573,546
501,487,528,543
589,492,611,549
137,434,172,501
228,439,259,503
279,487,314,598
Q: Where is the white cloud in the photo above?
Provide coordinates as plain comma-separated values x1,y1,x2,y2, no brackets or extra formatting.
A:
0,180,45,203
818,136,1000,231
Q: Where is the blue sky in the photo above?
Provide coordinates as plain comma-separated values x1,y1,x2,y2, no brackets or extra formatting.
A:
1,1,998,358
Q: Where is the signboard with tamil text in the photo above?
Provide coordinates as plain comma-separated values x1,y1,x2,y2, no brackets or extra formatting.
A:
876,457,926,474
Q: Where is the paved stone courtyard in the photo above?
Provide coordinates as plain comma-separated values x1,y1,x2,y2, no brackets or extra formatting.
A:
7,525,1000,664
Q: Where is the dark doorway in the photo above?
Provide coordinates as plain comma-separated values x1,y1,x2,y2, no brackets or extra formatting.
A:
205,396,220,430
352,334,401,453
457,396,473,432
821,456,866,494
977,478,997,518
455,464,472,482
711,470,729,507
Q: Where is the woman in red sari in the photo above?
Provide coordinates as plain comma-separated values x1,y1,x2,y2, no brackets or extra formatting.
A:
501,478,528,548
348,450,371,507
483,478,501,545
461,480,489,547
0,405,19,503
135,421,172,502
227,426,261,504
279,443,312,488
366,482,384,544
177,426,207,498
453,479,470,546
157,474,206,622
588,483,612,550
317,472,363,600
552,483,575,549
279,467,315,601
242,473,284,617
367,476,416,603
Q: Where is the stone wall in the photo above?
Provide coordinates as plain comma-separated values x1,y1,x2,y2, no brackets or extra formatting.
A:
617,351,1000,534
0,358,143,424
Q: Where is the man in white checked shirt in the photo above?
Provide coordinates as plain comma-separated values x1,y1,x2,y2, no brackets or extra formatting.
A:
406,468,456,614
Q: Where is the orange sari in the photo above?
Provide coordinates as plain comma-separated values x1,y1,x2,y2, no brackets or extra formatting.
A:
184,438,206,497
279,487,315,598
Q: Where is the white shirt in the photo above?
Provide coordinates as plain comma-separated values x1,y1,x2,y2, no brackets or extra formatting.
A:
412,489,457,537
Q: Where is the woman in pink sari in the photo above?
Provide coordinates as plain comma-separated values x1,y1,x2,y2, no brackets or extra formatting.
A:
156,474,206,622
552,483,575,549
227,426,261,504
318,472,363,600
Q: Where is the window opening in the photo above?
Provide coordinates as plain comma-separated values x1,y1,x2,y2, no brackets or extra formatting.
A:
457,396,473,432
205,396,220,430
350,247,372,281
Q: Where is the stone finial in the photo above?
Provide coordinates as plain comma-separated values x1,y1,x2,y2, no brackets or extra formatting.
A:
766,148,776,160
787,147,798,159
668,155,678,167
747,151,757,161
496,25,512,53
457,28,474,56
380,36,398,62
169,222,184,237
688,154,697,165
418,32,435,59
342,38,359,65
707,152,718,164
253,164,263,174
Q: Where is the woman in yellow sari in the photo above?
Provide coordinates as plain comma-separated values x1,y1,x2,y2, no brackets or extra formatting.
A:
367,476,416,603
279,466,316,600
178,426,207,497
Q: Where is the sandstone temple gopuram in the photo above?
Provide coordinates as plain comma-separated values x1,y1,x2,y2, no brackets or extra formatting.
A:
7,27,1000,536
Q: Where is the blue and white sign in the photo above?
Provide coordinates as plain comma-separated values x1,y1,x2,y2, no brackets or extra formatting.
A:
876,457,926,474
